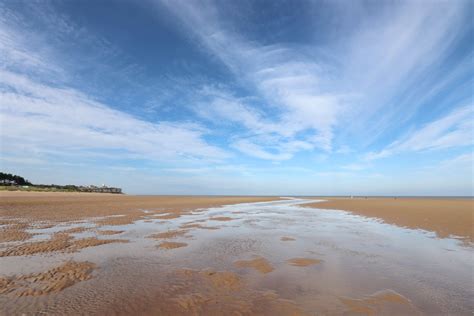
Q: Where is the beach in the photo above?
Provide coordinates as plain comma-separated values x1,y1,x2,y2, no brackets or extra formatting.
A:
307,198,474,242
0,192,472,315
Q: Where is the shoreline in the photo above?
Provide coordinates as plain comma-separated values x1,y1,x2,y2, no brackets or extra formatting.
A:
0,191,280,222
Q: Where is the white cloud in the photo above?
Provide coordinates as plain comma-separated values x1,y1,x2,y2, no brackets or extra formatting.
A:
338,1,468,141
160,0,341,159
159,0,470,160
0,69,229,162
436,153,473,172
232,139,293,161
365,105,474,160
0,5,231,165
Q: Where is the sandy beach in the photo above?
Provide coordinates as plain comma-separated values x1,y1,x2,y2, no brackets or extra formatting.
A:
0,193,473,315
307,198,474,242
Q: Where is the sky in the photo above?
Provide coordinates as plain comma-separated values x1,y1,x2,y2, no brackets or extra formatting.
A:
0,0,473,195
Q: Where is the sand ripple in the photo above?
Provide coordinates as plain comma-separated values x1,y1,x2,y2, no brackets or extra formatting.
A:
0,234,128,257
0,261,95,296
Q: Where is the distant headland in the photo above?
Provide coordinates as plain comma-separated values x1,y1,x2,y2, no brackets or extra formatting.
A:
0,172,122,194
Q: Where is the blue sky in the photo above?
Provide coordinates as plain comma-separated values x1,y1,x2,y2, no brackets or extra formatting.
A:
0,0,472,195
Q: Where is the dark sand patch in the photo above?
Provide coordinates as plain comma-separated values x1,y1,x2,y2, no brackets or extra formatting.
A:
287,258,321,267
97,230,124,235
199,226,220,230
60,226,89,234
0,261,95,296
157,242,188,250
179,223,220,230
235,257,274,274
0,224,33,242
148,229,189,239
209,216,234,221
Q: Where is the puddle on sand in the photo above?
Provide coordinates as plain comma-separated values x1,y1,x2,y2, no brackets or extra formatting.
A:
0,199,473,315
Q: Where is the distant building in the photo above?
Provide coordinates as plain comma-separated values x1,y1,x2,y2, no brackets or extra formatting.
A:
77,185,122,194
0,179,17,185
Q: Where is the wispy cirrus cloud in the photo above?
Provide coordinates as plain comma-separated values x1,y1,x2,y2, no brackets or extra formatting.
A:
159,0,341,160
0,5,229,166
1,0,472,195
158,0,471,161
0,69,229,162
365,105,474,161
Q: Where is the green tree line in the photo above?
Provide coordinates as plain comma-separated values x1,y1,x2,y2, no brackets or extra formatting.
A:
0,172,33,185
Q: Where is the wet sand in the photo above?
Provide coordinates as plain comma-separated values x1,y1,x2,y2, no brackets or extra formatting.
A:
1,194,473,315
0,191,279,221
307,198,474,241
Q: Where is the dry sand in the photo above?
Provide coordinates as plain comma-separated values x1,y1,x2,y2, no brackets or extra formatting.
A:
307,198,474,241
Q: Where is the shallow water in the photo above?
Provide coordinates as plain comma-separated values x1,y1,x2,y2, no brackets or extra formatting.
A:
1,199,472,315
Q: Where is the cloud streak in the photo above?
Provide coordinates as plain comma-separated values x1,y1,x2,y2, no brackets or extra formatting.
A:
159,0,471,161
365,105,473,161
0,69,229,162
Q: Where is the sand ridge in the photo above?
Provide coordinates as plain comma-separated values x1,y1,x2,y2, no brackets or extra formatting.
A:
209,216,235,221
0,230,33,242
0,233,128,257
97,230,124,235
148,229,190,239
157,241,188,249
179,223,220,230
0,261,95,296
